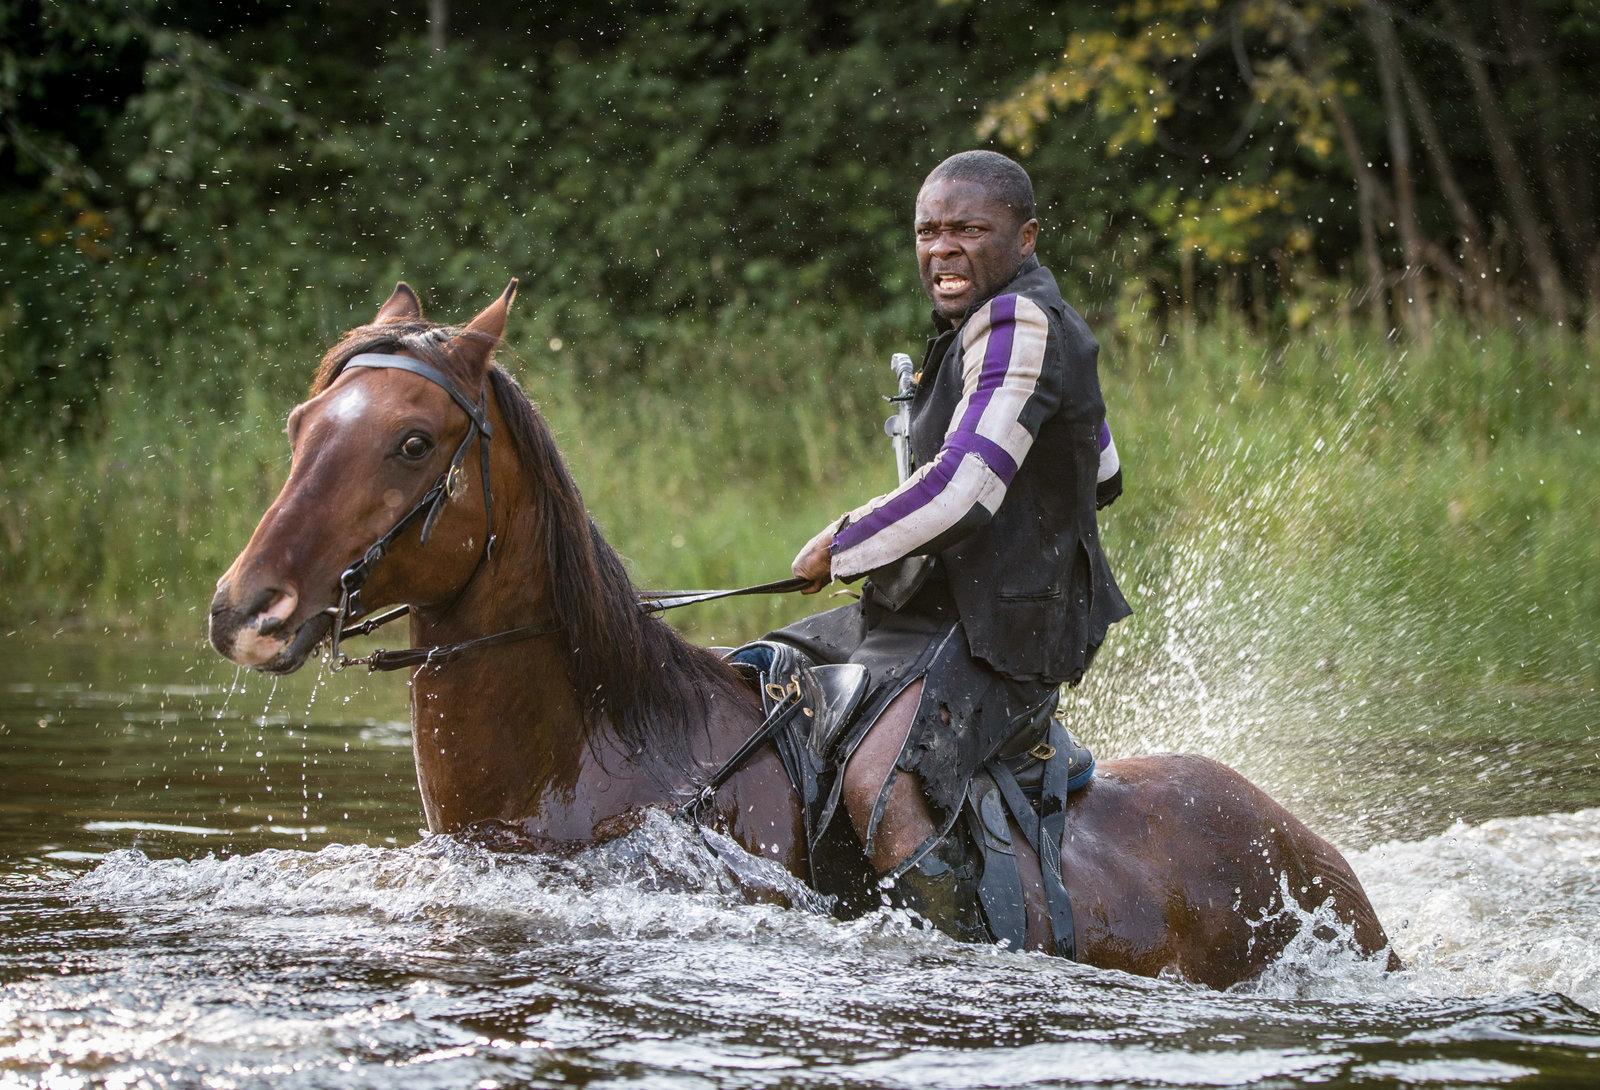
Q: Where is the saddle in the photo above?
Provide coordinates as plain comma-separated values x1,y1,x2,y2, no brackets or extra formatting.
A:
693,640,1094,958
721,640,869,856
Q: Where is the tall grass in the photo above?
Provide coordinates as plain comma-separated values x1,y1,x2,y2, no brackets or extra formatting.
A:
3,306,1595,695
1096,317,1597,689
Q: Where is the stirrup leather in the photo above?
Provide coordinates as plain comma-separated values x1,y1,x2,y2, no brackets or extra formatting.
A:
683,643,868,871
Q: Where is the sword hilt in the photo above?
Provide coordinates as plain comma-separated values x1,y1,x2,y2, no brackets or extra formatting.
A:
890,352,915,396
887,352,916,483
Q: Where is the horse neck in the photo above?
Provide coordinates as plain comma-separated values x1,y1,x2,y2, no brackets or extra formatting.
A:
397,384,769,842
397,425,703,840
402,538,756,840
399,527,586,835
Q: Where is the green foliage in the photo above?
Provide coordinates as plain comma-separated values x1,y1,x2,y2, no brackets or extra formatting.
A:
979,0,1600,326
4,0,1030,444
9,0,1597,446
1096,316,1599,693
3,309,1596,699
1,0,1595,704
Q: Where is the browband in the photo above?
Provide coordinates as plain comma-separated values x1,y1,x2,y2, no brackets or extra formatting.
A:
345,352,493,438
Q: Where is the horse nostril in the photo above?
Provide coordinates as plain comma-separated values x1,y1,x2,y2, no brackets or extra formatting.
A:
244,586,299,635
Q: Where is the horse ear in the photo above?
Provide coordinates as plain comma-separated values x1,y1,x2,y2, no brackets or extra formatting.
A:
463,278,518,346
374,282,423,324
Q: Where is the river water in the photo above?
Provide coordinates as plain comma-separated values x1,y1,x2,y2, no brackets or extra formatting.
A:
2,632,1597,1088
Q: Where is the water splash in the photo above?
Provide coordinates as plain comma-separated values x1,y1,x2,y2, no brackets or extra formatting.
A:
70,811,830,947
26,807,1600,1089
1227,872,1398,1002
1351,807,1600,1011
69,803,1597,1011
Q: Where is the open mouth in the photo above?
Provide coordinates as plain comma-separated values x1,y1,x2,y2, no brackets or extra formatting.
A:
208,603,334,675
933,273,970,297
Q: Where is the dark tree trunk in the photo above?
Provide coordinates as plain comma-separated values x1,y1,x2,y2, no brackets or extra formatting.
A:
1439,0,1568,320
1287,21,1392,330
1366,1,1431,343
1493,0,1597,311
428,0,448,52
1392,33,1495,319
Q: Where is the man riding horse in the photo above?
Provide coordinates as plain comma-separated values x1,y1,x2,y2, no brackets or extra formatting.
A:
768,150,1129,948
209,147,1399,978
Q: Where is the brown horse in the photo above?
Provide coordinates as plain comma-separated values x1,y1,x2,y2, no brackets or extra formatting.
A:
209,281,1396,988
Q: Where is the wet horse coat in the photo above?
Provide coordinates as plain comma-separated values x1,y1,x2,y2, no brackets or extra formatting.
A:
209,281,1396,988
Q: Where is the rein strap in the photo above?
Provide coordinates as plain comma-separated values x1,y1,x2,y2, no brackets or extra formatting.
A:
332,577,807,671
639,577,810,613
339,617,562,673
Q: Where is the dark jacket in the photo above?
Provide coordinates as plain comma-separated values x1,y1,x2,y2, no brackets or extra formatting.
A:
904,258,1130,684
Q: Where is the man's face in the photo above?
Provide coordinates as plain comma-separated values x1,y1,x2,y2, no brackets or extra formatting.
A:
915,178,1039,321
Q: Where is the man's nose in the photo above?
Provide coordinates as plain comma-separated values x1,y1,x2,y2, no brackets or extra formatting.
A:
929,231,962,257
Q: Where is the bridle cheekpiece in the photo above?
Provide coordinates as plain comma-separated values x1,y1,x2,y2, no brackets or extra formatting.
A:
324,351,507,671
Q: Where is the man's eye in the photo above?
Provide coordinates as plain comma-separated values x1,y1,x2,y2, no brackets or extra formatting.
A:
399,435,432,459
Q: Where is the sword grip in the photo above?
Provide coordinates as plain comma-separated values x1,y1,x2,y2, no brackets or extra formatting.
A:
888,352,915,483
890,352,915,395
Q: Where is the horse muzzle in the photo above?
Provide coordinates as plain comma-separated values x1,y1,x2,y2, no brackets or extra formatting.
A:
207,584,333,674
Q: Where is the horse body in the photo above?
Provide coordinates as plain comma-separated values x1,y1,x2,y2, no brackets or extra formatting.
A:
209,281,1394,987
1055,755,1393,986
402,631,802,861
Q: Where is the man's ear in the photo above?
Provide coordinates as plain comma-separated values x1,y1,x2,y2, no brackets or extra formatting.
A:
1018,218,1039,260
374,282,423,324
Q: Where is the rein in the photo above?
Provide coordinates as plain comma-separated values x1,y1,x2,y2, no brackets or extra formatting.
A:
329,578,807,673
639,577,810,612
332,615,564,672
320,351,807,673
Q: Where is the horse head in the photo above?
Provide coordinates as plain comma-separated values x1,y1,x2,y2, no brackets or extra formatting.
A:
209,280,518,673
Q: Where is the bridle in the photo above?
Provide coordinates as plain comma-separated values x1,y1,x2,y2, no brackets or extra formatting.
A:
323,351,557,672
317,350,806,674
300,338,820,831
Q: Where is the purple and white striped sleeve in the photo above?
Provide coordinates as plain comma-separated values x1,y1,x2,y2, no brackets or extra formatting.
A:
1095,419,1122,509
1098,420,1119,484
829,293,1054,580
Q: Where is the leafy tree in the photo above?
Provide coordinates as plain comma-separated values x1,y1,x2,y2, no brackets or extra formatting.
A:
4,0,1597,449
975,0,1600,329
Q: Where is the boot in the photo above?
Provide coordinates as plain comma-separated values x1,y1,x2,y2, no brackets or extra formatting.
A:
881,830,989,945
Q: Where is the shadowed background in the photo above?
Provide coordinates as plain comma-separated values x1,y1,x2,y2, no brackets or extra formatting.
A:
2,0,1596,754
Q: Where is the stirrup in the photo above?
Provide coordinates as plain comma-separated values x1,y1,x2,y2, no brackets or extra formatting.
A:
996,706,1096,795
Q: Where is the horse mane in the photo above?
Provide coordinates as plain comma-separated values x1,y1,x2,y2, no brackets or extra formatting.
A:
313,319,750,781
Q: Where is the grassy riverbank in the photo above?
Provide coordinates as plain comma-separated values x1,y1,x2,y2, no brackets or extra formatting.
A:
2,310,1595,697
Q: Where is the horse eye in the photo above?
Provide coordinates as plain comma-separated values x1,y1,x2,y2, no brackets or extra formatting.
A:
399,434,432,460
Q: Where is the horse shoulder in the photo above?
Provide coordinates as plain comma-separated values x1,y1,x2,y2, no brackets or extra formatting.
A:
691,686,809,879
713,743,808,877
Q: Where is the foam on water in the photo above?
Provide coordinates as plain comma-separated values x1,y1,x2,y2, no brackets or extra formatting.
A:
62,805,1599,1012
3,808,1593,1089
69,811,835,948
1350,807,1600,1011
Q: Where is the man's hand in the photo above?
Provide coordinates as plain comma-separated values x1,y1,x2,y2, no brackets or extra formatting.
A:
791,522,837,594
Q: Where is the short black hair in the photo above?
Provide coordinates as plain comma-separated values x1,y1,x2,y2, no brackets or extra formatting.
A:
922,150,1036,224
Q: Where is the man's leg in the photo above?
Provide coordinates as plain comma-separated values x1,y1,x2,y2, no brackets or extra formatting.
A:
840,678,935,874
840,676,1057,951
